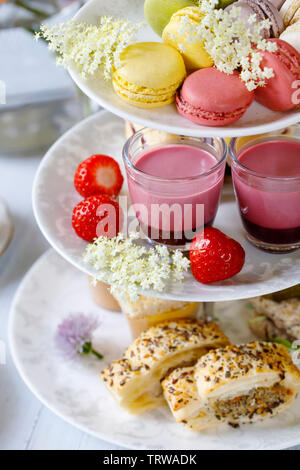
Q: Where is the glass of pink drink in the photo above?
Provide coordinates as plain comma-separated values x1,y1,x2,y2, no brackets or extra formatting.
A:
123,129,227,249
230,135,300,253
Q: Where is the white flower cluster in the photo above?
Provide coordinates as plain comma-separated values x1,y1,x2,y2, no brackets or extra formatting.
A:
180,4,277,90
36,17,142,80
84,233,190,301
198,0,219,12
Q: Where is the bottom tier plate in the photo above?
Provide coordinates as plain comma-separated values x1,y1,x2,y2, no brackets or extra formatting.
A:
9,250,300,450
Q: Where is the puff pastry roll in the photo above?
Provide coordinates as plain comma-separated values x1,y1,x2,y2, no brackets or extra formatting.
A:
100,320,230,414
162,342,300,430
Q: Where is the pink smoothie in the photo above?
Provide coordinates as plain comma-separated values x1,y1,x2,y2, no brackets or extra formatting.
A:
136,145,218,178
233,140,300,233
127,144,225,243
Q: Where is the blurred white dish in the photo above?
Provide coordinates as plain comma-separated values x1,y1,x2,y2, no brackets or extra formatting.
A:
0,197,13,257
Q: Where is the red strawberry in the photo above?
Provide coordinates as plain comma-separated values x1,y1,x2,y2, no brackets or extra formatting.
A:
72,195,122,242
74,154,124,198
189,227,245,284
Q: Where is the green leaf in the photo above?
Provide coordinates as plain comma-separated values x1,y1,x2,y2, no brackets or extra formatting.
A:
248,315,267,324
269,337,292,348
266,337,300,354
246,302,254,310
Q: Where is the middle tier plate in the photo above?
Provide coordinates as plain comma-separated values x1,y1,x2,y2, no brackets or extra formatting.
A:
33,110,300,302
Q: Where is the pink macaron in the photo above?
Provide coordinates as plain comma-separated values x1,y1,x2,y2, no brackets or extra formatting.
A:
255,38,300,111
176,68,255,127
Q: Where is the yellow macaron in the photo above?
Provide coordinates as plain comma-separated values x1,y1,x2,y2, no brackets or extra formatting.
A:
162,7,213,71
112,42,186,108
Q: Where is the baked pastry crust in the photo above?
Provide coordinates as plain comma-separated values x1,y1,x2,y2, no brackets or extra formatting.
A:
100,319,230,414
113,292,198,319
114,292,200,338
162,342,300,430
250,296,300,341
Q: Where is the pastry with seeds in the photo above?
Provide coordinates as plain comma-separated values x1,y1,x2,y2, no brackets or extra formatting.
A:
100,319,230,414
249,285,300,341
162,342,300,430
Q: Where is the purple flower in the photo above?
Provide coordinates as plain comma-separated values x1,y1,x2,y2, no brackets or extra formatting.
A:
55,313,103,360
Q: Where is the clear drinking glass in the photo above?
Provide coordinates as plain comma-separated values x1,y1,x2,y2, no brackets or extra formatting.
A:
123,129,227,249
230,134,300,253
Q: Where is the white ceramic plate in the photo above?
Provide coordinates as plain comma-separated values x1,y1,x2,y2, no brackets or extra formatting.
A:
9,249,300,450
32,110,300,302
68,0,300,138
0,197,13,257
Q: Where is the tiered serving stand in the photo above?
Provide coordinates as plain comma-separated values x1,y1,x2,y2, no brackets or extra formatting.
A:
9,0,300,450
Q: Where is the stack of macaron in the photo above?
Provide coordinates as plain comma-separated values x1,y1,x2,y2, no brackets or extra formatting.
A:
174,38,300,125
280,0,300,53
110,0,300,126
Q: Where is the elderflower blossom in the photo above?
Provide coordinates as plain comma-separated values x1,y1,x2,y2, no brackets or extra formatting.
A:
84,233,190,301
179,5,277,90
197,0,219,12
35,17,142,80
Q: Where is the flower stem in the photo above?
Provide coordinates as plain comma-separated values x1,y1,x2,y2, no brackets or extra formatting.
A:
91,349,104,360
82,341,103,360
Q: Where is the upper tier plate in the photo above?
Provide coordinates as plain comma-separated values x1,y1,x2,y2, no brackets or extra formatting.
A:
68,0,300,138
32,110,300,302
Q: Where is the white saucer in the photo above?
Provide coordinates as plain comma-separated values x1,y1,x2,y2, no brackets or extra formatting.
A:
68,0,300,138
32,111,300,302
9,249,300,450
0,197,13,257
